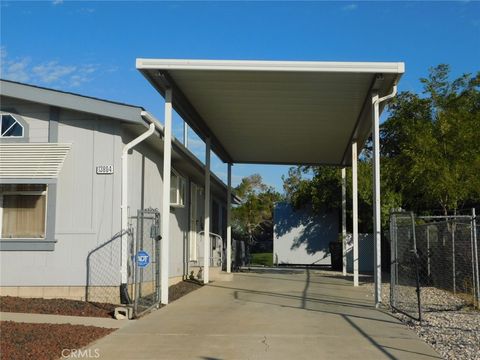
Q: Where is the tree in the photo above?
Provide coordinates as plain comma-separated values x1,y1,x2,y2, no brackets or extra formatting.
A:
283,165,341,213
232,174,281,248
382,65,480,215
282,160,400,233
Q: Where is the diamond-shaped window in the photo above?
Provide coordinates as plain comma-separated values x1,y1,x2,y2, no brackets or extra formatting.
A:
1,114,24,137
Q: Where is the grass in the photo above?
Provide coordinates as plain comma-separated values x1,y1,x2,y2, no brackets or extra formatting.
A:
250,252,273,267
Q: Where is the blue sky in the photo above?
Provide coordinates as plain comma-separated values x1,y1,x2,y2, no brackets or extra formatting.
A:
1,1,479,191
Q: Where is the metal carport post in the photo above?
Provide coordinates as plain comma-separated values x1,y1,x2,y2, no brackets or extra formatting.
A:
352,140,359,287
204,138,211,284
161,88,173,305
341,168,347,277
372,86,397,307
227,163,232,273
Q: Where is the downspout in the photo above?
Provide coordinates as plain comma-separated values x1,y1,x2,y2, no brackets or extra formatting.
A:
120,112,156,304
375,85,397,105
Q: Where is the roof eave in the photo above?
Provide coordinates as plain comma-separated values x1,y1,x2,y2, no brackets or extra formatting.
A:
0,79,145,125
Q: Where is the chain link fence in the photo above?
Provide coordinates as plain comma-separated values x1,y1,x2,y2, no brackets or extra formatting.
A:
86,229,133,304
390,210,480,322
86,208,161,318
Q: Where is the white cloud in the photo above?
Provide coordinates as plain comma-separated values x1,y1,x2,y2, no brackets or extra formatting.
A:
52,0,63,5
342,4,358,11
2,57,31,82
32,61,76,83
1,48,100,88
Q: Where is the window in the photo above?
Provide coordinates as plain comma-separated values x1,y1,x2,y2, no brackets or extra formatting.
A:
170,169,186,207
0,184,47,239
0,114,24,138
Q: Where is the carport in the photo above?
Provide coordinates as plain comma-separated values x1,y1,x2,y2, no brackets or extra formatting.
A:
135,59,404,307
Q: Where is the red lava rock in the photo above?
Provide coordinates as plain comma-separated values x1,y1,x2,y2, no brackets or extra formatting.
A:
0,321,114,360
169,279,203,303
0,280,201,321
0,296,116,318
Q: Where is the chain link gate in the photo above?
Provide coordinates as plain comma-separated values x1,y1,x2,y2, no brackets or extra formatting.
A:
390,212,422,321
129,208,161,317
390,210,480,323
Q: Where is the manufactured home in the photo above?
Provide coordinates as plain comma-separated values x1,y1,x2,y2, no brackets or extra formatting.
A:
0,79,230,305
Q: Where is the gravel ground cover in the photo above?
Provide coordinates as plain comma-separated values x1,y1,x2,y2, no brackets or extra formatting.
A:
308,270,480,360
362,281,480,360
0,321,114,360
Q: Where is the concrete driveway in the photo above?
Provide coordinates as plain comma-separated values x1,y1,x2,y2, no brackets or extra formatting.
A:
89,269,440,360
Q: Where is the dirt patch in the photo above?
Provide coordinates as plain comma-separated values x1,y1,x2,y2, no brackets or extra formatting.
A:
0,296,116,318
169,279,203,303
0,321,114,360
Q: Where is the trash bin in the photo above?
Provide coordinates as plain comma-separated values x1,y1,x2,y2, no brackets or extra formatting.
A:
329,241,342,271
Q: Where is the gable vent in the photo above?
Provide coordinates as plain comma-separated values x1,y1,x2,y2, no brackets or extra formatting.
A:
0,143,71,179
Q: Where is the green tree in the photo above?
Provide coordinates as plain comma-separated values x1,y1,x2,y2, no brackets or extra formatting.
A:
232,174,281,247
282,161,401,232
382,64,480,214
283,165,341,213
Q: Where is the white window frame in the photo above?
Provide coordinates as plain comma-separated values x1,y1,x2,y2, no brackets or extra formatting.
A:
170,168,186,208
0,114,25,138
0,184,48,239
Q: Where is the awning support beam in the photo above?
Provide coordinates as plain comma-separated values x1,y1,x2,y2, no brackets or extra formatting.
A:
203,137,211,284
341,167,347,276
161,88,173,304
226,163,232,273
372,85,397,307
352,141,359,287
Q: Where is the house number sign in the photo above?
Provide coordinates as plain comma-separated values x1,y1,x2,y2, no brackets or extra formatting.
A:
96,165,114,174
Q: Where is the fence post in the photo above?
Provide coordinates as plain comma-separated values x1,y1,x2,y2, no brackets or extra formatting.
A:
471,212,477,308
426,225,430,277
389,211,396,308
473,208,479,309
134,211,141,317
410,212,422,322
452,219,456,295
410,212,416,250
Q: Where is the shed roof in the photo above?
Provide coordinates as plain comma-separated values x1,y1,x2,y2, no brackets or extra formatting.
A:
137,59,404,166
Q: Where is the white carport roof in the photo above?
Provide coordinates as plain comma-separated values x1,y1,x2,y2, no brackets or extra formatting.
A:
136,59,404,166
